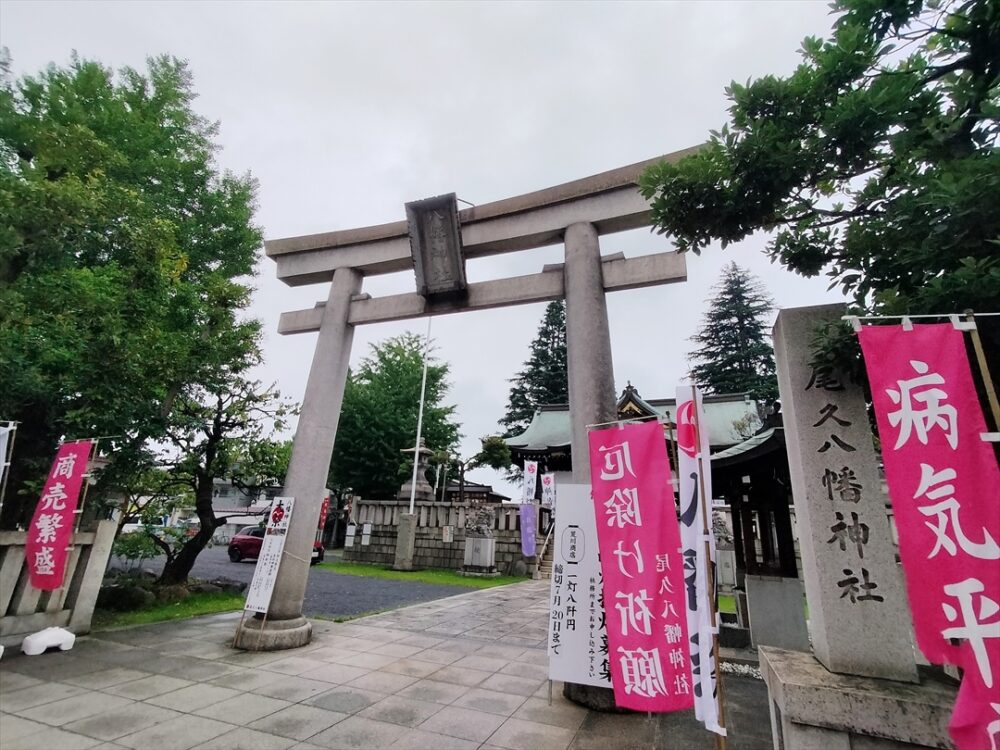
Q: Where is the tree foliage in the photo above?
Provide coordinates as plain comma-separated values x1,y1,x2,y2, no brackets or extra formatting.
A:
432,435,513,505
156,375,294,584
640,0,1000,318
688,262,778,404
329,334,460,499
500,301,568,436
0,53,262,527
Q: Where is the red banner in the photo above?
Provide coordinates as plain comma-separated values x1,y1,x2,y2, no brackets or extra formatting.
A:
25,441,93,591
589,420,693,712
858,324,1000,749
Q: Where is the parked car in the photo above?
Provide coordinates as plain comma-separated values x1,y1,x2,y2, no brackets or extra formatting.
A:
228,526,324,565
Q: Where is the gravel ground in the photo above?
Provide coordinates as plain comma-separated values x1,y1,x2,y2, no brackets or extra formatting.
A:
118,545,477,619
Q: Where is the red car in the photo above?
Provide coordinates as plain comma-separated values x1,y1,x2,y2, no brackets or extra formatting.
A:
228,526,324,565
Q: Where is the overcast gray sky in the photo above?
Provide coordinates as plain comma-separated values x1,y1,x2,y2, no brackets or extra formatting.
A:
2,0,847,496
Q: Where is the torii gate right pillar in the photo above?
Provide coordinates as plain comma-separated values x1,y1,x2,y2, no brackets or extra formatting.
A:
563,221,620,710
565,222,617,483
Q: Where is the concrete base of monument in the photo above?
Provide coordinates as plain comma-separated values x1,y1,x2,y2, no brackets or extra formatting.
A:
392,513,416,571
760,647,956,750
233,614,312,651
563,682,628,712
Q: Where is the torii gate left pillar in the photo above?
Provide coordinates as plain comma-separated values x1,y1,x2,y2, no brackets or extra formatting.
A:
236,148,695,650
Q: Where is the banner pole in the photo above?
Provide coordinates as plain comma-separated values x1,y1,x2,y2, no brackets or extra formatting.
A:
0,422,18,519
964,311,1000,430
690,387,728,750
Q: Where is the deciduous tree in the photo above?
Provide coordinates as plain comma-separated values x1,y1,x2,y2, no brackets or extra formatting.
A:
640,0,1000,320
0,53,262,527
328,334,461,499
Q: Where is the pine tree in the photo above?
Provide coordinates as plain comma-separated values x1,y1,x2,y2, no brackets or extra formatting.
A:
499,301,568,436
688,263,778,404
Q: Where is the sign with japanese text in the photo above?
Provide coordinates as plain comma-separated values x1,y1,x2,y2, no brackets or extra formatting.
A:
541,472,556,507
25,441,93,591
0,422,15,490
522,460,538,503
547,483,611,688
520,503,537,557
245,496,295,613
589,421,693,712
676,386,724,736
859,323,1000,749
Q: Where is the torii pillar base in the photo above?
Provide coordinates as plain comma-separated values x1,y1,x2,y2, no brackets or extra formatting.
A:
233,615,312,652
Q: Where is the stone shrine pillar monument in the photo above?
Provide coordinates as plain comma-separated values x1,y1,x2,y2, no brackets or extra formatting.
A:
238,150,693,651
761,304,955,749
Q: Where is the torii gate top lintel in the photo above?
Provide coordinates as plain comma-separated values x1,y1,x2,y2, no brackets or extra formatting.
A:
269,147,697,332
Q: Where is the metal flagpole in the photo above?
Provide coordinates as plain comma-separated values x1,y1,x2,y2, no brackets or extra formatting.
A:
689,386,728,750
409,317,433,515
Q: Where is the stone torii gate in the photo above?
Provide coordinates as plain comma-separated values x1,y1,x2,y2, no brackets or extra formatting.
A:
234,146,696,650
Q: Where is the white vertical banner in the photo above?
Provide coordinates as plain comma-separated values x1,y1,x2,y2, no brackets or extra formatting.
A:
676,386,724,736
547,483,611,688
522,460,538,503
541,472,556,507
245,496,295,614
0,422,14,489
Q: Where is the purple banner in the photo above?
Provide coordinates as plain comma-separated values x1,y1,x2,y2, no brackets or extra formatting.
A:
520,503,537,557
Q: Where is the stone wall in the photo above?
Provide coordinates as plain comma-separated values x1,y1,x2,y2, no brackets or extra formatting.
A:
341,500,551,574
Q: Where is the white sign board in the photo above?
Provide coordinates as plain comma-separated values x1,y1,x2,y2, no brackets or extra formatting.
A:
344,523,356,548
244,497,295,614
361,522,372,546
548,483,611,688
442,525,454,543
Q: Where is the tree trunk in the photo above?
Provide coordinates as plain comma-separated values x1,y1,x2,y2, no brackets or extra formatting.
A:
158,480,219,585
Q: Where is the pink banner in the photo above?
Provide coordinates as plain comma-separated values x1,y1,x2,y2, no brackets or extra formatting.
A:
589,420,693,712
25,441,93,591
858,324,1000,750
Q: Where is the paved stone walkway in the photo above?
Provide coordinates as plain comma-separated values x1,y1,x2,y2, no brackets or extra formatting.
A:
0,581,772,749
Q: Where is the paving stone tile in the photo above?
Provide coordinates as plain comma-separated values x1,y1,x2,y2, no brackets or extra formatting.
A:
387,728,477,749
163,659,237,682
486,717,576,750
62,702,181,740
247,704,348,740
0,713,50,741
251,675,333,702
369,643,423,658
479,672,545,697
335,652,397,670
395,678,468,705
207,667,277,691
297,664,369,685
411,648,462,665
499,660,549,681
344,670,417,694
0,671,42,693
262,655,321,675
1,725,103,749
512,697,588,731
116,714,234,750
304,687,385,714
63,668,150,690
18,691,133,726
379,658,442,679
0,680,86,711
308,715,407,749
425,665,491,687
473,644,530,660
200,727,297,750
418,705,507,743
147,683,241,712
357,694,442,727
103,674,193,700
194,692,291,723
451,687,527,717
396,635,445,649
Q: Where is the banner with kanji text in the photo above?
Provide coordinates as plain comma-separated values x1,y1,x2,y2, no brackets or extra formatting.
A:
589,420,693,712
25,441,93,591
858,323,1000,750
